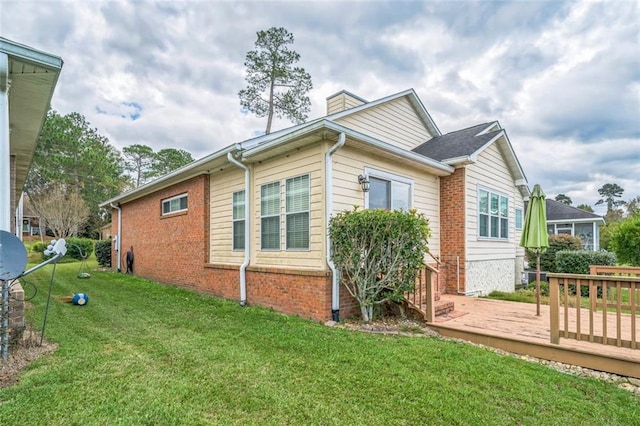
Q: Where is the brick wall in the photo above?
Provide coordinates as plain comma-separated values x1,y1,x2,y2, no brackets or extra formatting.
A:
111,176,208,288
110,175,354,323
440,168,466,294
9,282,25,344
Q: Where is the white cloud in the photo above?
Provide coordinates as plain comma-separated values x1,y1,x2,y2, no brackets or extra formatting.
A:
1,0,638,209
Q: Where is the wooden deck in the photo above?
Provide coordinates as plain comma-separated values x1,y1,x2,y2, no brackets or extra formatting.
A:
425,295,640,379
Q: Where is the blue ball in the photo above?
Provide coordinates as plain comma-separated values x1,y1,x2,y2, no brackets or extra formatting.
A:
72,293,89,306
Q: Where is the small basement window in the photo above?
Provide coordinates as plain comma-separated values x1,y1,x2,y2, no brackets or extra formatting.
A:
162,193,188,215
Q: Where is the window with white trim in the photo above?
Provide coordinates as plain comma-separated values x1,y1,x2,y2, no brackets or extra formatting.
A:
515,208,523,230
478,188,509,239
260,182,281,250
286,174,310,250
232,190,245,250
162,193,188,215
365,169,412,211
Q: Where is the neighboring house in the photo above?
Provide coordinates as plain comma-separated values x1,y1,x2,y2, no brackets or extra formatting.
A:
99,222,112,240
0,37,63,237
545,199,604,251
19,194,40,237
102,89,529,322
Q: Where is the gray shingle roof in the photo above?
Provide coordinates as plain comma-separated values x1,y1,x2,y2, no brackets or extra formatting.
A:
412,122,499,161
544,199,603,221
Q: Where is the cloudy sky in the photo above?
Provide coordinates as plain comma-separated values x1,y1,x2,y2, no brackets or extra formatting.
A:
2,0,638,213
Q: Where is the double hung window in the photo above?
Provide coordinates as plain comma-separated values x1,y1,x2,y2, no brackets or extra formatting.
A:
232,190,245,250
478,188,509,239
259,174,311,251
261,182,281,250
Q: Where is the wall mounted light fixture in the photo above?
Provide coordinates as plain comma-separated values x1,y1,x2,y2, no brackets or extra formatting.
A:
358,174,370,192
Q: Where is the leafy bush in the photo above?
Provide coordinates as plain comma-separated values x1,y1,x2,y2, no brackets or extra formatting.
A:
555,250,617,274
524,280,549,296
527,234,582,272
329,208,431,323
609,215,640,266
534,281,550,297
31,242,46,253
95,240,112,267
64,237,94,261
555,250,616,297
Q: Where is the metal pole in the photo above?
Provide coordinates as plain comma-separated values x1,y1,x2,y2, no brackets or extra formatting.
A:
536,254,541,317
40,263,57,346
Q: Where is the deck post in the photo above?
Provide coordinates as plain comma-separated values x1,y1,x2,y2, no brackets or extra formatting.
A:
549,276,560,344
425,267,435,323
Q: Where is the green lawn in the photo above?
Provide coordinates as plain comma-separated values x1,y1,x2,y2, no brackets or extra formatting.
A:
2,262,638,425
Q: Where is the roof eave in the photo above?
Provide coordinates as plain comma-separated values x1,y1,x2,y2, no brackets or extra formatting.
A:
442,155,474,166
243,120,453,175
547,217,606,224
100,144,239,207
0,37,64,70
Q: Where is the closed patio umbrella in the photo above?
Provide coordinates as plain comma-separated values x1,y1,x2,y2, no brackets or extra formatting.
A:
520,184,549,316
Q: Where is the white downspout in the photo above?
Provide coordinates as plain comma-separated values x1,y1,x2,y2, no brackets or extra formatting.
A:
326,132,346,322
0,53,10,232
227,151,249,306
110,203,122,272
16,192,23,240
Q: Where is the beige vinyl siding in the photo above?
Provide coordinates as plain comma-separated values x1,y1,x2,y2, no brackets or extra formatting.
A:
253,144,326,270
465,142,525,261
331,144,441,257
333,97,433,150
210,169,246,264
327,92,366,114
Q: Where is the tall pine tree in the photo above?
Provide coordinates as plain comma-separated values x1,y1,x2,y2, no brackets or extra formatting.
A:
239,27,313,134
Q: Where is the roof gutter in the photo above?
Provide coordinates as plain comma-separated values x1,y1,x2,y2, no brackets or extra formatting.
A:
442,155,474,166
326,132,346,322
101,144,239,207
547,217,605,224
242,120,454,175
227,151,249,306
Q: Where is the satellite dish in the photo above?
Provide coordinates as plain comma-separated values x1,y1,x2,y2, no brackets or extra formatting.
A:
0,230,28,280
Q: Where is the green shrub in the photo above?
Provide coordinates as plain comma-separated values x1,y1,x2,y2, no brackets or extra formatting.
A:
95,240,112,267
525,281,549,297
63,237,94,261
31,241,46,253
538,281,549,296
527,234,582,272
329,207,431,323
555,250,616,297
555,250,617,274
609,215,640,266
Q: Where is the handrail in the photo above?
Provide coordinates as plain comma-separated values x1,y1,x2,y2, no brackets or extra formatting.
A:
425,251,441,266
548,272,638,350
405,263,439,323
589,265,640,277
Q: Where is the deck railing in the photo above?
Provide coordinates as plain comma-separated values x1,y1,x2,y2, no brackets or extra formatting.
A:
548,269,639,349
405,263,439,323
589,265,640,277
